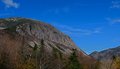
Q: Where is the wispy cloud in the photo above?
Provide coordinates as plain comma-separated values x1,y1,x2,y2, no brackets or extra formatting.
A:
0,13,11,17
53,7,70,14
43,7,70,15
62,7,70,13
2,0,19,8
106,18,120,24
111,1,120,8
112,19,120,23
53,23,102,37
113,39,120,43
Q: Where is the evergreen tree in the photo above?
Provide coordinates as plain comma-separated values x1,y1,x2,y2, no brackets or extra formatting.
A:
68,49,83,69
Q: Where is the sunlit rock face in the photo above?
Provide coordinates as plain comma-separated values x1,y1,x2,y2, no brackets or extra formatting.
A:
0,18,80,54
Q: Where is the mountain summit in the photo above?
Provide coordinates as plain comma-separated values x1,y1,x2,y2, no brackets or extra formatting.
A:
0,17,82,54
0,18,94,69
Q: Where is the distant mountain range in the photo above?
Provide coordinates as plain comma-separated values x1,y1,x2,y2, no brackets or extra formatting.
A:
90,46,120,61
90,46,120,69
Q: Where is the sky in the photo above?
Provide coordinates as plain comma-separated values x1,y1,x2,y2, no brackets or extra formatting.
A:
0,0,120,54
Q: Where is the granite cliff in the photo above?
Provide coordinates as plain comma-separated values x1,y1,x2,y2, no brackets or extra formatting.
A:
0,17,95,69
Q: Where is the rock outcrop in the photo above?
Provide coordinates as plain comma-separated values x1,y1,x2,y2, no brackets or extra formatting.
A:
0,17,94,69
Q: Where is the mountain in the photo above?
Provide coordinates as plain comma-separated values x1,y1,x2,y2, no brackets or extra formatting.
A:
90,46,120,69
0,17,95,69
90,46,120,61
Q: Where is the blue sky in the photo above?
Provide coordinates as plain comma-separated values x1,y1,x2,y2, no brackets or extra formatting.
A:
0,0,120,54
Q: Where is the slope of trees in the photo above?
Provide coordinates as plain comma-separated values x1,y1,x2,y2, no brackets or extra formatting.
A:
0,31,95,69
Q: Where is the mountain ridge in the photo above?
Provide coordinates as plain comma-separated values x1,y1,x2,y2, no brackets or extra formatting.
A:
0,17,95,69
90,46,120,60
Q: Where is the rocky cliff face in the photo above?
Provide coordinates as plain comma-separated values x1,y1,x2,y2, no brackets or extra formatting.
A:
0,18,79,54
0,17,94,69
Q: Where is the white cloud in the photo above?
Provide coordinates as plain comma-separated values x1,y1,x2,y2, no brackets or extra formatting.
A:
53,23,101,37
111,1,120,8
2,0,19,8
